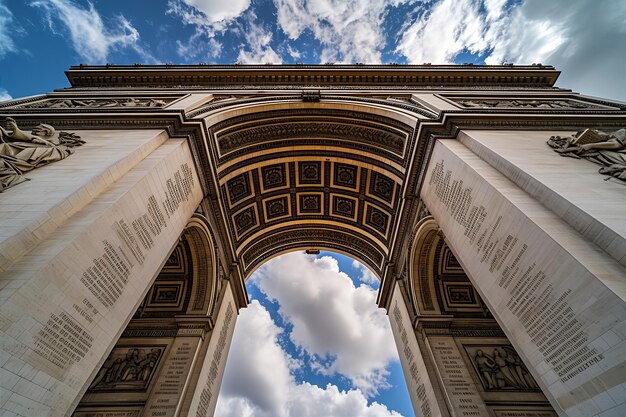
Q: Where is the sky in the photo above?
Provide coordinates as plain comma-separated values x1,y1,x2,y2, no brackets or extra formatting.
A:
0,0,625,103
215,251,413,417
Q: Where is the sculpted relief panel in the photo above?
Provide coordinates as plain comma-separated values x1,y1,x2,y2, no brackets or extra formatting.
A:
451,98,606,109
17,97,177,109
0,117,84,191
465,345,540,391
88,346,165,392
547,128,626,183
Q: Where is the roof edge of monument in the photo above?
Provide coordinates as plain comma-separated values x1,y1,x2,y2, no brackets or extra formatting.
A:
65,64,560,89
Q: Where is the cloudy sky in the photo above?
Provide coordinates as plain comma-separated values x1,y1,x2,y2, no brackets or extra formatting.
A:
0,0,625,103
215,251,413,417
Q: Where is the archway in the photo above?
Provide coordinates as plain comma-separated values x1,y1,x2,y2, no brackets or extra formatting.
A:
72,215,222,417
215,250,414,417
394,217,555,416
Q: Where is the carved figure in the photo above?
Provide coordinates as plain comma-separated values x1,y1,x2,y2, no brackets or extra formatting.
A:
25,97,171,109
88,347,162,391
474,350,496,389
458,99,593,109
0,118,84,192
471,346,539,390
547,128,626,182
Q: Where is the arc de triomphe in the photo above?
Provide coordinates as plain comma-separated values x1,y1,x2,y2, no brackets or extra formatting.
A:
0,65,625,417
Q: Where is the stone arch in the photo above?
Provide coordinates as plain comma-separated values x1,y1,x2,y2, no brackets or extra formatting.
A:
199,97,422,280
408,216,488,319
408,216,443,315
182,215,219,315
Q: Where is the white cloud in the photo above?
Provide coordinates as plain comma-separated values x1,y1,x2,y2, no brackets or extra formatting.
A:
286,44,302,60
167,0,251,62
31,0,155,63
179,0,250,23
396,0,626,100
175,34,222,61
485,0,626,101
250,252,398,396
351,259,379,284
274,0,417,63
396,0,508,64
215,300,403,417
237,12,282,64
0,88,11,103
0,2,18,59
217,300,292,417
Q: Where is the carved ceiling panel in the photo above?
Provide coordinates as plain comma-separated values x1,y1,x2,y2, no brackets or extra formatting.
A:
207,105,414,278
219,158,401,277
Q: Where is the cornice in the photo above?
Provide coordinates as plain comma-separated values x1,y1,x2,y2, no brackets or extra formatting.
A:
65,64,560,89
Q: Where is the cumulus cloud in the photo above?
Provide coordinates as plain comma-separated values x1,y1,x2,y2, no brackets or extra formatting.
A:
286,44,302,60
274,0,417,63
31,0,155,63
0,2,19,59
0,88,11,102
167,0,250,61
352,259,379,284
217,300,292,417
396,0,508,64
236,12,282,64
396,0,626,100
178,0,250,23
215,300,403,417
486,0,626,101
250,252,398,396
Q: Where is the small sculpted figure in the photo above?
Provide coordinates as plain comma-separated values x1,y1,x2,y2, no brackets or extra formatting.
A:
0,117,83,191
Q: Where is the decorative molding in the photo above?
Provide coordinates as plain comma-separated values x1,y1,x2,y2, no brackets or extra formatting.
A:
451,98,611,110
65,64,561,89
241,226,385,275
217,119,407,156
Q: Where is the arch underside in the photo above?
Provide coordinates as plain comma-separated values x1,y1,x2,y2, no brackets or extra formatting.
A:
205,101,418,278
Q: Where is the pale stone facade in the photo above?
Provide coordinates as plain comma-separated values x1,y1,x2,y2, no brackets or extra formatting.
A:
0,64,624,417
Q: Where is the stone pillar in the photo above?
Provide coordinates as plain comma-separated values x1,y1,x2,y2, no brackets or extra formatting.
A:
0,131,203,417
425,335,489,417
388,281,447,417
420,138,626,416
185,280,237,417
141,323,206,417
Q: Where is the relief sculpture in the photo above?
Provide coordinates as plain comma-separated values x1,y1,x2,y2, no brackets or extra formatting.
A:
466,346,539,391
0,117,84,192
456,99,596,109
23,97,172,108
88,347,164,391
547,128,626,183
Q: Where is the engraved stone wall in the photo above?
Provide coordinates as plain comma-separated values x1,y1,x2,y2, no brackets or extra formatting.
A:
0,137,203,417
389,282,442,417
421,139,626,417
187,281,237,417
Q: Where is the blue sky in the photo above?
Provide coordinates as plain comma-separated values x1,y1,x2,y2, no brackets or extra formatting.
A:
1,0,626,102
